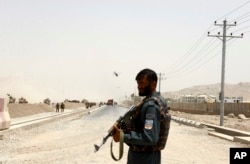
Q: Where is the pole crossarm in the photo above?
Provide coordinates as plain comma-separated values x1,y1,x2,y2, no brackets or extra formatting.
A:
208,35,243,38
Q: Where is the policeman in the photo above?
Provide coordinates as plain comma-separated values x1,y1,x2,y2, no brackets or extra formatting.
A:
112,68,168,164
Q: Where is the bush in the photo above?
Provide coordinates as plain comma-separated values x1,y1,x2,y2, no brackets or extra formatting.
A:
43,98,51,105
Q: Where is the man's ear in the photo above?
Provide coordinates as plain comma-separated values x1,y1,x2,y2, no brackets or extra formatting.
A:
150,81,157,90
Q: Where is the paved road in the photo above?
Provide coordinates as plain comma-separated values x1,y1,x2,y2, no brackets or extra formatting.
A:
0,105,248,164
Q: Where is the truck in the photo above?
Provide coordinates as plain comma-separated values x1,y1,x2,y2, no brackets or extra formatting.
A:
107,99,113,105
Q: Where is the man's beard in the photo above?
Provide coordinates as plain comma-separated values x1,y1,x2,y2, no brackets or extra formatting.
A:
138,85,151,96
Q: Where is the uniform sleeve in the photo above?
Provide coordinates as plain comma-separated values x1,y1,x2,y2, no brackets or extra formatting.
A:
124,101,161,146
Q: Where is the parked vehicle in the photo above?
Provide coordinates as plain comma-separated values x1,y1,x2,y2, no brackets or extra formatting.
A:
107,99,113,105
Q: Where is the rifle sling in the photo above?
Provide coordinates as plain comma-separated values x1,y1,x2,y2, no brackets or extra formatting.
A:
110,129,124,161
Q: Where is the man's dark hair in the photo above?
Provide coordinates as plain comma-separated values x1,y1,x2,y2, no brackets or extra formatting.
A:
135,68,158,83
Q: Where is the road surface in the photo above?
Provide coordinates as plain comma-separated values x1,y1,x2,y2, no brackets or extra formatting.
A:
0,105,248,164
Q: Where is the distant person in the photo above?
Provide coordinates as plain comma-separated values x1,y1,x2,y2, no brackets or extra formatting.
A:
56,103,60,113
60,102,65,112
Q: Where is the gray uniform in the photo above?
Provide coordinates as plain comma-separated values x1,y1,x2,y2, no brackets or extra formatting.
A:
124,92,166,164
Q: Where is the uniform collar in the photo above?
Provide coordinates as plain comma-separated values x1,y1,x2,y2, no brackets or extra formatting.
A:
144,92,159,100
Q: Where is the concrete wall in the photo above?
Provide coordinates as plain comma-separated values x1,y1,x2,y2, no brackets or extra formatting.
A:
169,102,250,117
0,98,11,130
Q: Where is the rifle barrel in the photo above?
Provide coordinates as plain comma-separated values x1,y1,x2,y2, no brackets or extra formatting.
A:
94,132,112,152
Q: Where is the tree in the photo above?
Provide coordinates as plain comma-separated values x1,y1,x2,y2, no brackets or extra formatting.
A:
43,98,51,105
7,94,16,104
18,97,28,104
81,99,88,104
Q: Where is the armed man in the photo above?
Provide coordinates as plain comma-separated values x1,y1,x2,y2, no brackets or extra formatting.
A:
112,68,171,164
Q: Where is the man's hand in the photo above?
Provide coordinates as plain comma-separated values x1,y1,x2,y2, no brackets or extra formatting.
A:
112,125,120,142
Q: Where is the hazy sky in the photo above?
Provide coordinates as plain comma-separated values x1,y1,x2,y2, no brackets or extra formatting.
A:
0,0,250,103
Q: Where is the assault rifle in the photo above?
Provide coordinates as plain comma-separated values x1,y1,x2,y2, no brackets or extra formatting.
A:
94,105,137,153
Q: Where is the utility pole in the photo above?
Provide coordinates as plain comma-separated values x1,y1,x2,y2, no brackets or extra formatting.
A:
208,19,243,126
158,73,166,95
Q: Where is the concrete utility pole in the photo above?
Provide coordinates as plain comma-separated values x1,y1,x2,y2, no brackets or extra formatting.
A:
208,19,243,126
158,73,166,95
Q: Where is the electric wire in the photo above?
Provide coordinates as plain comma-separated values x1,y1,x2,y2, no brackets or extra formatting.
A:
168,39,237,80
167,41,221,78
165,38,218,76
229,12,250,23
216,1,250,22
162,24,214,74
162,33,207,74
160,1,249,83
237,18,250,26
232,25,250,33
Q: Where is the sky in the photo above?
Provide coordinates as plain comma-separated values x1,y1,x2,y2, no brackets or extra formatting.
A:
0,0,250,103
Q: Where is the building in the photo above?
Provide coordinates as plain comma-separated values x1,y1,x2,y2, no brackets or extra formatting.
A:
197,94,216,103
224,96,243,103
180,95,196,103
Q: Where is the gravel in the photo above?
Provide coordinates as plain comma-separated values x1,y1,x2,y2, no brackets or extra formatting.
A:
0,106,249,164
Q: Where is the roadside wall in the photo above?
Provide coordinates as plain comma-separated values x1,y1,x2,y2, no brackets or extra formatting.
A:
0,98,11,130
169,102,250,117
8,104,54,118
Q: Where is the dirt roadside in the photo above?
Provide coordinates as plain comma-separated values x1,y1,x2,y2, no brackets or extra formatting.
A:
8,102,86,118
171,110,250,132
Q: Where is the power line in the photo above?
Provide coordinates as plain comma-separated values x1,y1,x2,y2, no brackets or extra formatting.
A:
162,1,250,75
176,42,221,76
160,1,249,95
216,1,250,22
237,18,250,26
243,30,250,34
164,1,250,72
232,25,250,33
178,39,238,77
166,41,221,79
162,27,213,74
166,38,237,80
166,18,247,78
229,13,250,34
167,38,217,74
230,12,250,23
